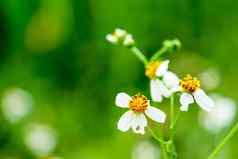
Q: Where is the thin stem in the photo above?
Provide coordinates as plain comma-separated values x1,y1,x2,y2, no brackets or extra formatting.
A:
150,46,167,61
207,121,238,159
162,143,169,159
130,46,148,65
148,126,164,144
148,127,168,159
170,111,181,140
170,94,174,130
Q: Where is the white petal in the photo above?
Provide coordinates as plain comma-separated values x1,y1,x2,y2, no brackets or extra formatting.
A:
155,60,169,77
170,85,182,93
193,89,215,112
115,93,131,108
163,71,180,90
180,105,189,111
145,106,166,123
131,113,147,135
180,92,194,111
117,111,133,132
157,80,171,98
106,34,118,43
150,80,163,102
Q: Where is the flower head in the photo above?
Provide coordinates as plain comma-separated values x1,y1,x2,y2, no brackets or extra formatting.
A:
115,92,166,134
129,93,148,112
180,74,200,93
178,74,214,112
145,61,161,79
146,60,179,102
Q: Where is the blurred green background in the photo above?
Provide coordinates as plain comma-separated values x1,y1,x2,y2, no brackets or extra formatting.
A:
0,0,238,158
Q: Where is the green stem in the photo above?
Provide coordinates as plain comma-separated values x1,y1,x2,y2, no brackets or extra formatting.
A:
170,94,174,130
150,46,167,61
148,127,168,159
162,143,169,159
207,121,238,159
130,46,148,65
170,111,181,140
148,126,164,144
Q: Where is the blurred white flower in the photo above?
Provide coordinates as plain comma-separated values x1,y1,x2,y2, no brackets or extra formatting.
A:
2,88,33,123
199,94,236,133
24,124,57,157
145,60,179,102
42,156,63,159
115,92,166,135
199,68,221,91
132,141,160,159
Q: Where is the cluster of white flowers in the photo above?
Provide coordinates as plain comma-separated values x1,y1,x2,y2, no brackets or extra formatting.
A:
106,28,135,47
106,28,220,135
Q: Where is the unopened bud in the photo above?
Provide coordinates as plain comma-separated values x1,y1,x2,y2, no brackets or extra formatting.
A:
123,34,135,47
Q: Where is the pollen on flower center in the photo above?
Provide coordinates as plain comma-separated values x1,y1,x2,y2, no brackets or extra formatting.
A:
180,74,200,93
129,93,149,113
145,61,161,79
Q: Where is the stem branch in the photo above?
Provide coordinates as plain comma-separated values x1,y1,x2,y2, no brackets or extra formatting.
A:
150,47,167,61
148,127,168,159
130,46,148,65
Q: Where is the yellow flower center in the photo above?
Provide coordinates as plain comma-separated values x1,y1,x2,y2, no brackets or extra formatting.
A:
180,74,200,93
145,61,161,79
129,93,149,113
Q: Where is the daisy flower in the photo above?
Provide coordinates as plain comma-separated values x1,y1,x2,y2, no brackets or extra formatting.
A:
177,74,215,111
145,60,179,102
115,92,166,134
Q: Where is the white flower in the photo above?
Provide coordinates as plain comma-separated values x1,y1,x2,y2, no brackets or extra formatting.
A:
123,34,135,46
172,74,215,112
106,28,127,44
132,141,160,159
199,94,236,133
145,60,179,102
2,88,33,123
115,92,166,135
24,124,57,157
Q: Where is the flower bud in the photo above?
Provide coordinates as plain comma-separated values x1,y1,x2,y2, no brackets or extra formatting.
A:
106,34,118,44
114,28,127,38
163,39,181,52
123,34,135,47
